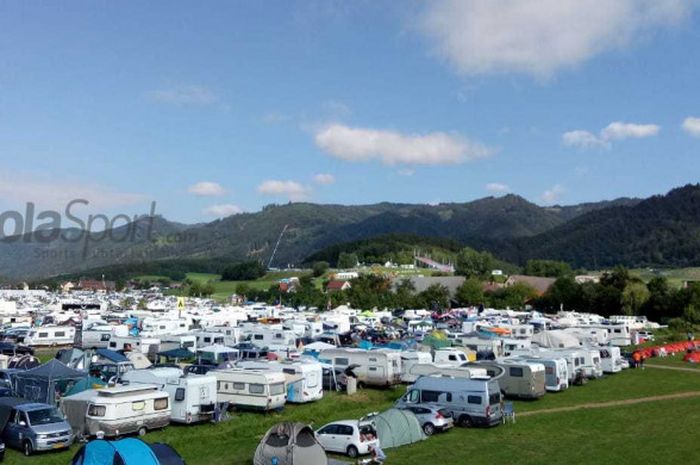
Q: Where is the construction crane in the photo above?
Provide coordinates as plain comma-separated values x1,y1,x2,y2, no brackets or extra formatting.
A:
267,224,288,269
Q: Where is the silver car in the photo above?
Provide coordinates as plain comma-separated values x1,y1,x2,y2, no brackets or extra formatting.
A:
400,404,454,436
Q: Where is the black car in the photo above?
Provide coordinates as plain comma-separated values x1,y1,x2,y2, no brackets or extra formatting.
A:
0,342,33,356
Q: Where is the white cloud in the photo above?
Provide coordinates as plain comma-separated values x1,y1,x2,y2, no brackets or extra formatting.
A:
600,122,660,140
203,204,243,218
313,174,335,185
146,85,217,105
257,180,311,201
562,130,610,149
187,181,226,197
314,123,493,166
563,121,659,150
485,182,510,193
541,184,566,204
397,168,415,177
682,117,700,137
418,0,692,77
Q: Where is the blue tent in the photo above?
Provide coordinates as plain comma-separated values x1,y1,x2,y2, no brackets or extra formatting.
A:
14,359,87,404
96,349,129,363
72,438,160,465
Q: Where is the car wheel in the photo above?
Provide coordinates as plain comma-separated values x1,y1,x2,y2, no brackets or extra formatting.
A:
423,422,436,436
138,426,147,436
347,445,359,458
458,415,472,427
23,440,33,456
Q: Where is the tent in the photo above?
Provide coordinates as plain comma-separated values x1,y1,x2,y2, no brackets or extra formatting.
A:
64,376,106,396
157,348,195,362
150,443,186,465
254,422,328,465
371,409,425,449
71,438,161,465
95,349,129,363
14,359,87,404
531,330,581,349
8,354,40,370
57,348,90,370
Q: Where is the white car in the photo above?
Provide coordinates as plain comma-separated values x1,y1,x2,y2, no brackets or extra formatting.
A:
315,419,379,458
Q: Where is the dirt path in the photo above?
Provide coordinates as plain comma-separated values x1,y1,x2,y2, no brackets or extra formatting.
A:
519,391,700,417
645,364,700,373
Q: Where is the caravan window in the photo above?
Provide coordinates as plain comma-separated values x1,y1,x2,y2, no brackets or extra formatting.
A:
467,395,482,405
334,358,349,366
175,388,186,402
254,335,264,340
132,401,145,411
270,383,285,395
55,331,66,337
283,369,296,376
233,382,245,390
154,398,169,410
88,405,106,417
249,384,265,394
38,332,48,338
509,367,524,377
101,334,111,342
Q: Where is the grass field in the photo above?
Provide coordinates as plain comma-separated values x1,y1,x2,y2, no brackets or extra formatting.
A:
646,353,700,370
5,367,700,465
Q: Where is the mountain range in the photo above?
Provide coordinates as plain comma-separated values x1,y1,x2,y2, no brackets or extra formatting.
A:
2,184,699,281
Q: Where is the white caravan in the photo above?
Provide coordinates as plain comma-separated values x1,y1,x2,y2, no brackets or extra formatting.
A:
433,349,470,366
61,384,170,438
80,324,130,349
214,369,286,411
107,336,161,356
190,331,226,347
401,363,488,384
159,335,197,353
24,326,75,347
319,348,402,387
512,355,569,392
121,367,217,423
246,328,297,352
237,359,323,403
399,351,432,381
140,318,191,337
599,346,624,374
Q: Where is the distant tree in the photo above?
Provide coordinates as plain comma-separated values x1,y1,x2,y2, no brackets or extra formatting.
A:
337,252,359,269
524,260,573,278
455,278,484,306
455,247,495,278
417,284,451,312
221,261,266,281
488,283,538,309
537,276,581,312
393,279,417,309
621,282,650,316
312,261,329,277
235,283,251,297
600,266,631,291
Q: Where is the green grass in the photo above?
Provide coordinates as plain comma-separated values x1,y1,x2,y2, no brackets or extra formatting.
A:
6,367,700,464
646,353,700,370
132,275,172,282
591,266,700,288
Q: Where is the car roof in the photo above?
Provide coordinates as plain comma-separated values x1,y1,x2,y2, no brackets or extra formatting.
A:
325,420,357,427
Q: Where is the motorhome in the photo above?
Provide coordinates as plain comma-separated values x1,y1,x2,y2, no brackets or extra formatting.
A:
319,348,402,387
24,326,75,347
396,375,502,427
213,369,286,411
469,360,546,399
599,346,624,374
61,384,170,438
547,348,597,379
401,363,488,384
433,349,471,366
604,324,632,346
121,367,217,423
511,355,569,392
237,359,323,403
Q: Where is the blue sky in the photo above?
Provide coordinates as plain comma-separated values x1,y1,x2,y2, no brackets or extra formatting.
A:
1,0,700,224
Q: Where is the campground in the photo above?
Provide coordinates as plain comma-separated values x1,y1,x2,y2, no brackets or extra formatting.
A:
5,366,700,465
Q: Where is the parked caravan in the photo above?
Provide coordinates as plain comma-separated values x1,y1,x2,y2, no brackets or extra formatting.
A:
453,336,503,356
190,331,225,348
604,324,632,346
246,329,297,352
468,361,546,399
159,335,197,354
237,360,323,403
121,367,216,423
501,338,532,356
140,318,191,338
80,325,129,349
400,352,432,382
61,384,170,438
432,349,470,366
107,337,160,357
600,346,623,374
511,355,569,392
209,326,243,346
25,326,75,347
214,369,286,411
396,376,502,427
402,363,488,384
546,348,594,379
319,348,402,387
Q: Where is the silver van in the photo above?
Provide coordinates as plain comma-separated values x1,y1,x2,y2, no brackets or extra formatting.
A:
395,375,502,427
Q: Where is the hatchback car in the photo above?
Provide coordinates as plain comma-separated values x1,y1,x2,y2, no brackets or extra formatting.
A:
399,404,454,436
315,419,379,458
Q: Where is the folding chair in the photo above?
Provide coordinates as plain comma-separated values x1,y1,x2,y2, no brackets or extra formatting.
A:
503,402,516,424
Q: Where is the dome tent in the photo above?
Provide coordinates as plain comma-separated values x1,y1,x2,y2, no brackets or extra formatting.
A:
254,422,328,465
71,438,185,465
372,409,425,449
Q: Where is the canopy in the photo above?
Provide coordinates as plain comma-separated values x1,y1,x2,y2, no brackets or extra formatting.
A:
14,359,87,404
372,409,425,449
96,349,129,363
149,443,185,465
254,422,328,465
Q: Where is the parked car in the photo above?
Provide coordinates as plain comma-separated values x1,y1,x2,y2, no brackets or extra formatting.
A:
398,404,454,436
315,418,379,458
0,399,73,456
0,342,34,356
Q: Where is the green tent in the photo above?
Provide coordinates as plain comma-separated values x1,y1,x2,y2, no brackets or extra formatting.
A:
65,376,106,397
372,409,425,449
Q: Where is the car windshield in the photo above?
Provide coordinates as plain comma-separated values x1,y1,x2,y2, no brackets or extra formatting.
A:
27,407,64,425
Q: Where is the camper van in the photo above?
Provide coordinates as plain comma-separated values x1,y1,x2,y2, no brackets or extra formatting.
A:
61,384,170,438
599,346,623,374
469,361,546,399
214,369,286,411
319,348,402,387
121,367,217,423
511,355,569,392
237,360,323,403
396,375,502,427
402,363,488,384
24,326,75,347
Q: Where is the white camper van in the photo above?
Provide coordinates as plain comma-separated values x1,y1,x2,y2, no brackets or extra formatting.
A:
214,369,287,411
25,326,75,347
319,348,402,387
237,360,323,403
61,384,170,438
512,355,569,392
600,346,624,374
121,367,217,423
